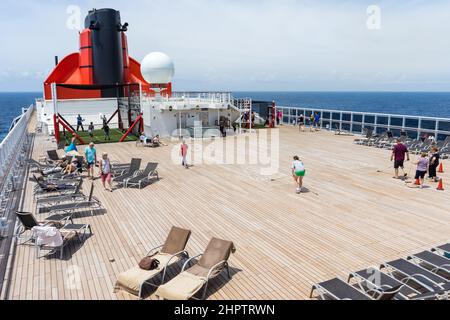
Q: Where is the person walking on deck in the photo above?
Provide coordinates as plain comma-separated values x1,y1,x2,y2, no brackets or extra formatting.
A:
99,152,113,192
103,124,111,141
428,146,440,182
292,156,306,194
309,114,314,132
85,142,97,180
76,114,85,132
298,114,305,132
391,139,410,179
88,122,95,142
181,140,189,169
314,112,321,131
414,153,429,189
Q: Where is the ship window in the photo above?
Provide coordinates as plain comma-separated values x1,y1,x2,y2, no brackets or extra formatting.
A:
332,113,341,120
322,120,330,129
341,123,351,131
391,129,401,137
364,115,375,124
405,118,419,128
291,109,297,115
421,120,436,130
352,114,363,123
438,121,450,132
352,124,362,133
342,113,351,122
390,117,403,127
322,112,331,119
377,116,388,125
438,134,449,141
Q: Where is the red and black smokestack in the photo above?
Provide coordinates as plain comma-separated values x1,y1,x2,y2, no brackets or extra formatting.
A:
85,8,127,96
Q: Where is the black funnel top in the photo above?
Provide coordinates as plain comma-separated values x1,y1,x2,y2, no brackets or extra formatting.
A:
85,8,125,93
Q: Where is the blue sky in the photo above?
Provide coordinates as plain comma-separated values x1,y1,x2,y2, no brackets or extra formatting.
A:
1,0,450,92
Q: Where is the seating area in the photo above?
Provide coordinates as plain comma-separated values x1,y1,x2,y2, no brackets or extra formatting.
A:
113,158,159,189
354,129,450,157
311,243,450,300
114,227,236,300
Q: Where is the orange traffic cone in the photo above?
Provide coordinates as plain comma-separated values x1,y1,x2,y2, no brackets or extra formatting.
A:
415,179,421,186
438,163,444,173
437,179,444,191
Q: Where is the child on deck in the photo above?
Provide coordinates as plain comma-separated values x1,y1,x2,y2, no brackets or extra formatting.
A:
414,153,429,189
292,156,306,194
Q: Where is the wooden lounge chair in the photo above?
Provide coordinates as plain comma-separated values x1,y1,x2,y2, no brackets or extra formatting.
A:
113,158,142,186
407,251,450,280
114,227,191,299
125,163,159,189
380,259,448,293
348,267,421,300
155,238,236,300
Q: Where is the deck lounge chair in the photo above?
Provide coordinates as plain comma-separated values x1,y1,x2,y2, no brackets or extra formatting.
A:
15,211,89,244
114,227,191,299
155,238,236,300
348,267,420,300
47,150,61,163
310,278,371,300
125,163,159,189
32,175,80,195
380,259,448,293
432,243,450,257
33,224,92,260
44,183,102,217
113,158,142,186
36,181,86,209
407,251,450,280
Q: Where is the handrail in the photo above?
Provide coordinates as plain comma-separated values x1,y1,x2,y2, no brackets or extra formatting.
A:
277,105,450,140
0,105,34,178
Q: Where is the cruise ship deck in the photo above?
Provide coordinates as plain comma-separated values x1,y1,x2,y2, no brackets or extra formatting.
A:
2,116,449,300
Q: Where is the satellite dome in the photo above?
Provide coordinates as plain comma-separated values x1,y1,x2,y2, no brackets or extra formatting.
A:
141,52,175,84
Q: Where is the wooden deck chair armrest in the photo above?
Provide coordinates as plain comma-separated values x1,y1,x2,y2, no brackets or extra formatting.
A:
182,254,203,272
206,260,229,280
146,245,164,256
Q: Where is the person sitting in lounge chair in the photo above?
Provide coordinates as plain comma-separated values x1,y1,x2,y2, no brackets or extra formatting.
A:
63,159,79,175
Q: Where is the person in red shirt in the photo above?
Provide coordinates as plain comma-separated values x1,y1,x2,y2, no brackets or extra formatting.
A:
391,139,410,179
181,140,189,169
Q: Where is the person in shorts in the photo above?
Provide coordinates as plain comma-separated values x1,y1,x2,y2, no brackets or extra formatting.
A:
428,146,440,182
414,153,429,188
99,152,113,192
88,122,95,142
85,142,97,180
292,156,306,194
391,139,410,179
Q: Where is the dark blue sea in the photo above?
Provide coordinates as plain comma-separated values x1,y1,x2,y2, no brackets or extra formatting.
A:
2,92,450,142
0,92,40,142
235,92,450,119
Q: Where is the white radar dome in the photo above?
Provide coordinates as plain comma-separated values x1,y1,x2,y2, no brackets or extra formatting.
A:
141,52,175,84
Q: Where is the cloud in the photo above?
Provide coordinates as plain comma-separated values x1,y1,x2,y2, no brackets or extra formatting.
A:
0,0,450,91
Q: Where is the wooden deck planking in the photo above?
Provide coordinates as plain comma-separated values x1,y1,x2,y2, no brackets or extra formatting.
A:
2,125,450,300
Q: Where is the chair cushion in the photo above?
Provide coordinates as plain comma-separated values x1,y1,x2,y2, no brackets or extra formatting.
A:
161,227,191,255
198,238,235,269
114,253,179,296
155,272,206,300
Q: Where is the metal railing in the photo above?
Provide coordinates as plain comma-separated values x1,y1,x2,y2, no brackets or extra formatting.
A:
159,92,234,105
0,105,34,178
277,106,450,141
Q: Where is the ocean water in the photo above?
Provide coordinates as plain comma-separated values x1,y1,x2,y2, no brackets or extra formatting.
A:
2,92,450,142
0,92,40,142
234,92,450,118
